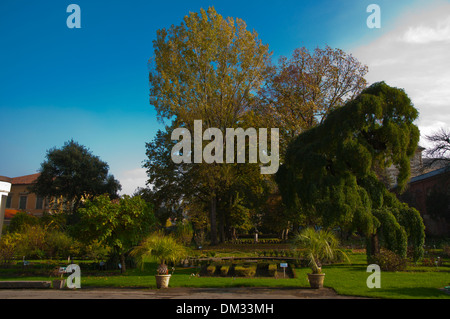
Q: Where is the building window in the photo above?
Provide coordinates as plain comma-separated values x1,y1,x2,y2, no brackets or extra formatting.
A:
36,196,44,210
5,196,12,209
19,195,27,210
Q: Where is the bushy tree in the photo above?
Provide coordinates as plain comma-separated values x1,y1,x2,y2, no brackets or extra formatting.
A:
31,140,121,216
277,82,425,261
75,194,156,272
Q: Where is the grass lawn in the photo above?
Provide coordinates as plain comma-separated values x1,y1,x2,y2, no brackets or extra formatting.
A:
1,252,449,299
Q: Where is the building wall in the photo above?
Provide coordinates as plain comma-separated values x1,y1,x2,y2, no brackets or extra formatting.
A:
404,170,450,236
6,184,46,216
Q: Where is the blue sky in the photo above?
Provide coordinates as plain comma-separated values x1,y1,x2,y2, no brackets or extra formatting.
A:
1,0,448,195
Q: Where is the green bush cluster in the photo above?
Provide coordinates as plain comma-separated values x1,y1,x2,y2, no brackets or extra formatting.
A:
231,238,284,244
220,264,231,276
0,225,76,261
369,249,407,271
0,223,111,264
267,263,277,276
234,263,257,277
206,264,217,276
259,250,295,257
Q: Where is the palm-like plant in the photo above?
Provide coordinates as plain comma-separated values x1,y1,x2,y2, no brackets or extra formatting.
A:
292,227,349,274
130,232,187,275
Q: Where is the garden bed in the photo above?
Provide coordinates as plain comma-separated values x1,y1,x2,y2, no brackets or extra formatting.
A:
199,261,297,278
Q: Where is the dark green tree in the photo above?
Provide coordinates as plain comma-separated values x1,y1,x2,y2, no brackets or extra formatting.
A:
31,140,121,216
277,82,425,261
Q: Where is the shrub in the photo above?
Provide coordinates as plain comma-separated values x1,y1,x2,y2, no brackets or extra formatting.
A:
234,263,257,277
268,263,277,277
206,264,217,276
220,264,231,276
0,233,21,264
369,249,407,271
15,225,47,259
174,220,194,246
45,230,75,259
82,240,111,262
8,212,39,233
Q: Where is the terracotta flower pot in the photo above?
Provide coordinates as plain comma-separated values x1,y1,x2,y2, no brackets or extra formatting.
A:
155,274,171,289
307,273,325,289
52,279,66,289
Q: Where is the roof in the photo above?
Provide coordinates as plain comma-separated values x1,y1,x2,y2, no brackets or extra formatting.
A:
10,173,40,185
409,166,450,184
0,176,12,183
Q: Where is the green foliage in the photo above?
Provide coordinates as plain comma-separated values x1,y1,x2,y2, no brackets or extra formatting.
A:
267,263,277,277
76,194,156,256
0,233,21,264
8,212,39,233
44,230,75,259
81,240,111,262
278,82,425,261
174,220,194,246
234,263,257,277
0,225,79,260
206,264,217,276
220,264,231,276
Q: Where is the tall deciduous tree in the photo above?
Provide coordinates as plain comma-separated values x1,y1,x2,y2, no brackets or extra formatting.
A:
424,127,450,168
146,7,271,244
277,82,425,261
31,140,121,216
259,46,368,160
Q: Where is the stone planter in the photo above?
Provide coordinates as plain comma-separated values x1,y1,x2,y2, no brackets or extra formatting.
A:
155,274,171,289
52,279,66,289
307,273,325,289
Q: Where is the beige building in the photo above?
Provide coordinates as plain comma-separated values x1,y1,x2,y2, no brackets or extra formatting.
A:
4,173,47,218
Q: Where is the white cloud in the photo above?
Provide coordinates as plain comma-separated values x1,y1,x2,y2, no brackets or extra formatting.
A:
350,2,450,150
117,167,148,196
402,16,450,44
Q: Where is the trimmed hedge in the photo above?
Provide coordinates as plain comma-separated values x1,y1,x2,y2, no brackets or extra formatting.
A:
268,263,277,277
206,264,217,276
234,263,257,277
219,264,231,276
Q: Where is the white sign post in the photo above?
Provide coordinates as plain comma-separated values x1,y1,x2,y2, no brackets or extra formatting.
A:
280,263,288,278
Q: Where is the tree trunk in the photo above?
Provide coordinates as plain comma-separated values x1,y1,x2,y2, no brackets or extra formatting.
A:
120,253,126,274
218,206,225,244
369,233,380,257
231,227,237,243
210,195,218,245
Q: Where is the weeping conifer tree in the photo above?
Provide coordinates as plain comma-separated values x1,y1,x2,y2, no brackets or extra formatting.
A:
277,81,425,262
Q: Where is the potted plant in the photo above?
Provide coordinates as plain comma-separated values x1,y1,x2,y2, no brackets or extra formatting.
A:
49,267,66,289
292,227,349,289
130,232,187,288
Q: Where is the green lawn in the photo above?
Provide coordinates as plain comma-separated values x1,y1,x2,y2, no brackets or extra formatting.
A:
1,252,449,299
